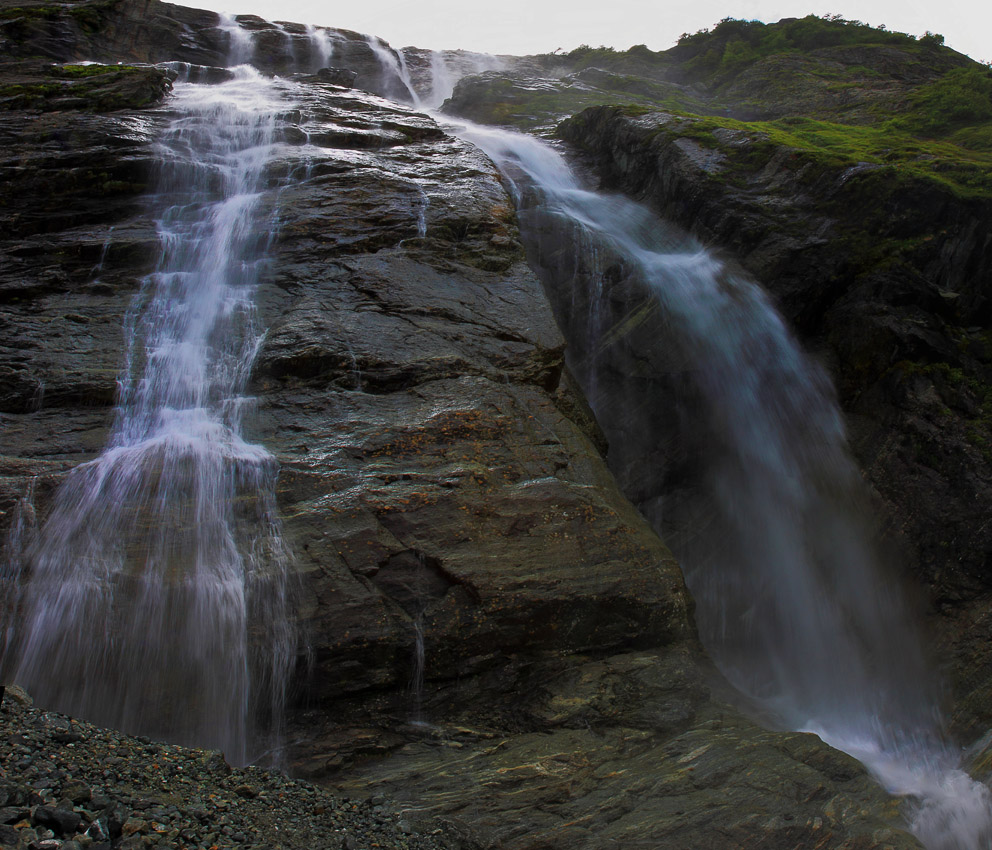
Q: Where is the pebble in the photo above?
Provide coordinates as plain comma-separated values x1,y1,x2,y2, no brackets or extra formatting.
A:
0,687,459,850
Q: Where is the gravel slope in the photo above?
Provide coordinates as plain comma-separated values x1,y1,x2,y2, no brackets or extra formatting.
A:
0,687,467,850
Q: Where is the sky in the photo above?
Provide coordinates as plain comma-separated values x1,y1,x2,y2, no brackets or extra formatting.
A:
175,0,989,63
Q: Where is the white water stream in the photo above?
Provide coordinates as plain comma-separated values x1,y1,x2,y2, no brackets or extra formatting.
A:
453,122,992,849
3,65,296,765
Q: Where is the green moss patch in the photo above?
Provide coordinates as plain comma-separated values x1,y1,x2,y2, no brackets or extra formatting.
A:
0,63,171,112
52,63,139,78
623,108,992,200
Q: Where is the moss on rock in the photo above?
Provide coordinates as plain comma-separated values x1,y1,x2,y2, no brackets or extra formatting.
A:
0,61,173,111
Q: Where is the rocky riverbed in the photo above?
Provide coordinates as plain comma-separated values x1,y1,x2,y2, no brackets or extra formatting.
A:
0,687,467,850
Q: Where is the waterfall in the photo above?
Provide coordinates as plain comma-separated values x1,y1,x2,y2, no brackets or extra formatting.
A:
0,480,36,671
365,36,418,104
412,50,505,110
305,23,335,70
453,121,992,849
217,12,254,65
1,65,297,766
410,613,426,725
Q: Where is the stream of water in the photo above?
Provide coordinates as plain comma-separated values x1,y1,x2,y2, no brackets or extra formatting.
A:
453,121,992,849
2,11,989,840
2,65,296,766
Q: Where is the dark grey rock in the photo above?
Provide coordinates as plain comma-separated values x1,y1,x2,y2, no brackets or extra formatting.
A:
101,803,128,839
32,805,81,836
58,783,90,807
0,807,28,825
315,67,358,87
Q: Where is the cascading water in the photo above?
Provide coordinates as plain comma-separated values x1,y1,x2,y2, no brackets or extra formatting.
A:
305,23,335,70
218,13,255,65
412,50,505,109
453,121,992,849
1,64,297,766
366,36,419,103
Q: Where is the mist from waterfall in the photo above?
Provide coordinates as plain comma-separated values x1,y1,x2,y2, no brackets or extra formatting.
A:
0,64,297,766
452,121,992,849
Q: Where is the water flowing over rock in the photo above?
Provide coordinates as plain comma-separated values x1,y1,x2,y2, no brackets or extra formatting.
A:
555,104,992,739
450,119,992,849
1,2,991,848
3,60,299,765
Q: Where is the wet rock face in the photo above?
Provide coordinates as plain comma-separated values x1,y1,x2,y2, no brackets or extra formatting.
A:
240,85,692,704
0,0,229,67
557,105,992,734
0,5,931,848
0,34,690,692
0,58,168,526
332,650,923,850
0,0,418,101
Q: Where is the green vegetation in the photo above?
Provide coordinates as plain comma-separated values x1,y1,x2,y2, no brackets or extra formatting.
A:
533,13,982,134
533,15,992,198
895,66,992,136
560,45,622,67
551,13,930,81
0,64,168,112
673,14,946,82
0,5,61,21
632,109,992,199
52,63,133,78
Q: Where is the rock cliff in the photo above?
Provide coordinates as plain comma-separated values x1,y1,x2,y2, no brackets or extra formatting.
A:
0,2,980,848
553,88,992,740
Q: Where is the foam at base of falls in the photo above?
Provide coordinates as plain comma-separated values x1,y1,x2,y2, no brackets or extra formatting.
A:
811,726,992,849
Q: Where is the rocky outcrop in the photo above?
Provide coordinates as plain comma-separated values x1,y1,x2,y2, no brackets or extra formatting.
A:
331,652,921,850
557,104,992,735
440,70,700,132
0,0,229,67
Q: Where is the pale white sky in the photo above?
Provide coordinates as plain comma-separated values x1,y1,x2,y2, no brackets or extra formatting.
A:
176,0,988,62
